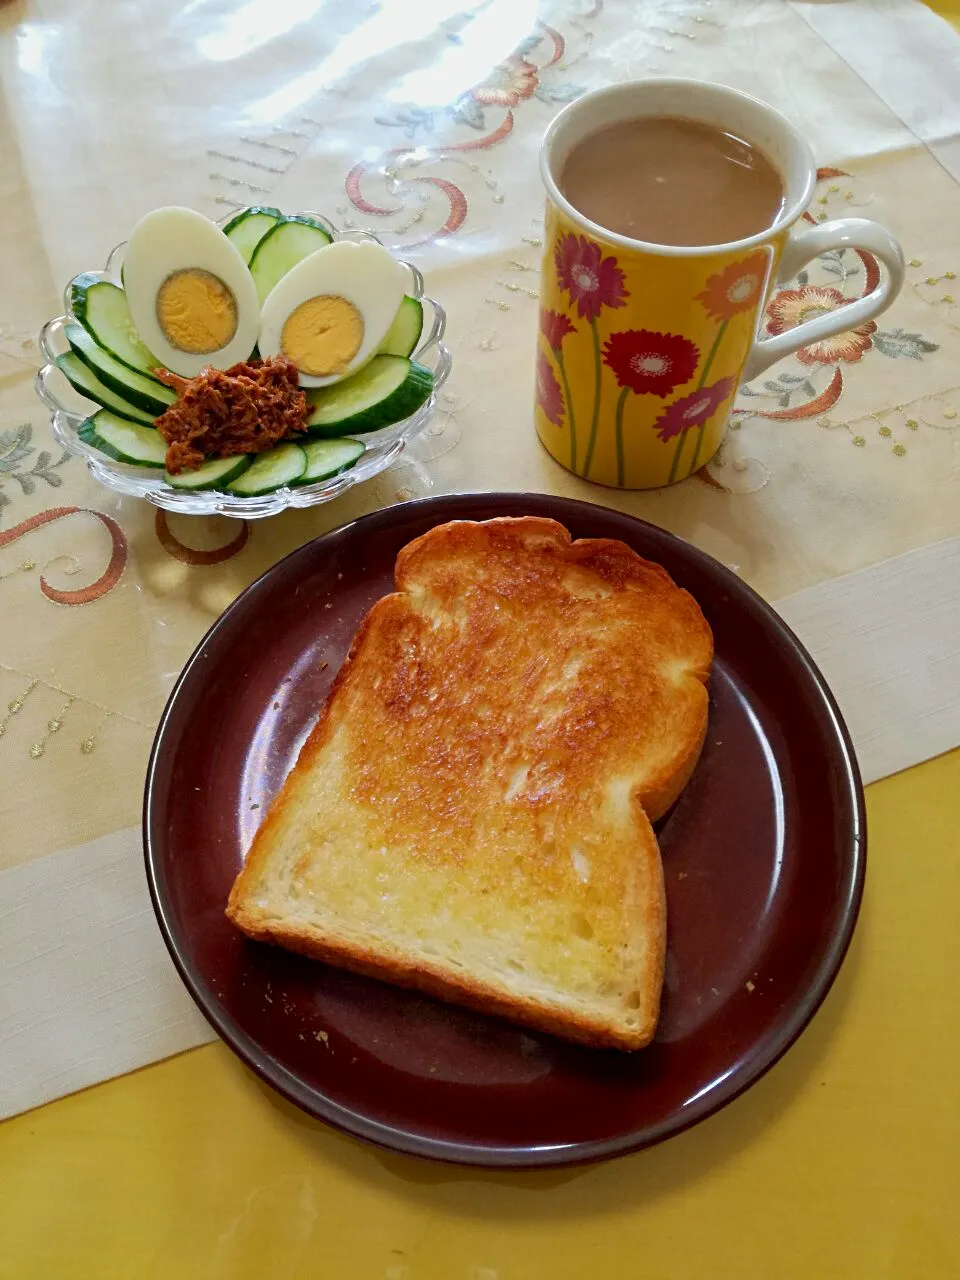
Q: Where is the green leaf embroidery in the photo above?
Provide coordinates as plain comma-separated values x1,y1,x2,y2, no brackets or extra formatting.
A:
0,422,72,521
534,83,584,104
0,423,33,470
449,95,486,130
873,329,940,360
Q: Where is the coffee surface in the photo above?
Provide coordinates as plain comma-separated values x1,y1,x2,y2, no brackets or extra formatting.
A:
559,115,785,247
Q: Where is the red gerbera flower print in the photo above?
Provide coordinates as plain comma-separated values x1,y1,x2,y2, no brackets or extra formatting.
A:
697,251,769,321
653,377,736,443
536,349,565,426
602,329,700,398
540,309,576,352
555,233,629,321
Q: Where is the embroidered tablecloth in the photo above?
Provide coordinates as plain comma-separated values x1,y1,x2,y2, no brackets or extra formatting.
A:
1,0,958,1117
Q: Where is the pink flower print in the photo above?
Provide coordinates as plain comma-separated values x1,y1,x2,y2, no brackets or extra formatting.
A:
555,233,629,322
654,377,736,443
536,349,565,425
540,308,576,352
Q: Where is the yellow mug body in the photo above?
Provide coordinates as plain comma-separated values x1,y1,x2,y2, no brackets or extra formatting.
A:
534,79,903,488
537,203,785,488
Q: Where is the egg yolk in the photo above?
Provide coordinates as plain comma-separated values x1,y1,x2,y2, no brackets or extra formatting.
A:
280,295,364,377
156,269,238,354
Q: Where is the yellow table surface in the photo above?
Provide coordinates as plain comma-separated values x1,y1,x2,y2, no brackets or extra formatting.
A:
3,3,960,1275
1,746,957,1279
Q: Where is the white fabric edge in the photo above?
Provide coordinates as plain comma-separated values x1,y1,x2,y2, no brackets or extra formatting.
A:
2,534,959,1120
0,828,213,1120
774,536,960,785
789,0,960,179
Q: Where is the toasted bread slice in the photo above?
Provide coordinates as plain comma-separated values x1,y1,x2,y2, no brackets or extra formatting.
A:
227,517,712,1049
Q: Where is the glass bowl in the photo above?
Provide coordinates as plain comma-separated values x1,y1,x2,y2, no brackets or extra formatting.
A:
35,214,451,520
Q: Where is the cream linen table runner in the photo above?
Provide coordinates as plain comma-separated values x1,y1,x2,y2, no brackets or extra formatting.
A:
1,0,958,1117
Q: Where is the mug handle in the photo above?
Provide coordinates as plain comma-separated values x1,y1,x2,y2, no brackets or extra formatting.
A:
742,217,905,382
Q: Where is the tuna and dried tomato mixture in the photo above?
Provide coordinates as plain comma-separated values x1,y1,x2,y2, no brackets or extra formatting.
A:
154,356,308,474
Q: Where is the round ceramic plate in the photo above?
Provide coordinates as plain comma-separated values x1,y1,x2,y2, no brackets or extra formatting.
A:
144,494,865,1167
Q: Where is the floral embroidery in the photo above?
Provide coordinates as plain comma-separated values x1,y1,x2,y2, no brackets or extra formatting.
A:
0,507,127,605
868,328,939,360
696,252,769,321
555,233,628,321
743,236,940,424
655,378,736,444
766,285,876,365
353,20,591,247
602,329,699,398
0,661,151,758
536,350,565,426
539,309,576,352
0,424,71,521
471,56,541,107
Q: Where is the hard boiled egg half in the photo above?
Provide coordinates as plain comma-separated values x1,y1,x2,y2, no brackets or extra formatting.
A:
123,207,260,377
258,240,406,387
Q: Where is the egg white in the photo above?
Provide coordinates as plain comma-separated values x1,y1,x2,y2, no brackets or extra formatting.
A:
258,239,406,387
122,207,261,377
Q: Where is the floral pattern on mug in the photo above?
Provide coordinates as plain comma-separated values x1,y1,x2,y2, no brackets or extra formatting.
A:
602,329,700,398
602,329,703,485
536,348,565,426
654,376,736,443
555,233,628,321
766,285,876,365
696,251,770,320
538,309,579,467
540,308,577,352
554,233,629,479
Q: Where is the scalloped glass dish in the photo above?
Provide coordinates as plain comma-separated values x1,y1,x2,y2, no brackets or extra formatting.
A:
35,214,451,520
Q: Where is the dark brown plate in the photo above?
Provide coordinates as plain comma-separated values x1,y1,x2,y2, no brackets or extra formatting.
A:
144,493,865,1167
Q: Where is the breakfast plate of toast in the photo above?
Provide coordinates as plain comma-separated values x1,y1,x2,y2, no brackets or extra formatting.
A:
144,493,864,1167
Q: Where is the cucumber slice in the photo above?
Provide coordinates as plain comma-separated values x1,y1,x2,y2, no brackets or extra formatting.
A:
305,356,434,436
249,216,333,304
225,442,306,495
222,206,282,265
378,296,423,357
164,454,252,491
65,323,176,416
77,410,167,467
293,437,364,485
69,275,160,376
56,352,156,425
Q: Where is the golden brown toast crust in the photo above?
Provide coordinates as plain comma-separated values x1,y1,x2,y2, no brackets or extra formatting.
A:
225,910,660,1050
227,517,713,1051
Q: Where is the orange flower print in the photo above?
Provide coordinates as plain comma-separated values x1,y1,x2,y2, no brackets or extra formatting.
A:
697,251,770,321
766,285,876,365
472,56,540,107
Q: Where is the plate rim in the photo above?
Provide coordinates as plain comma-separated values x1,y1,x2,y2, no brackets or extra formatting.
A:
143,492,866,1168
